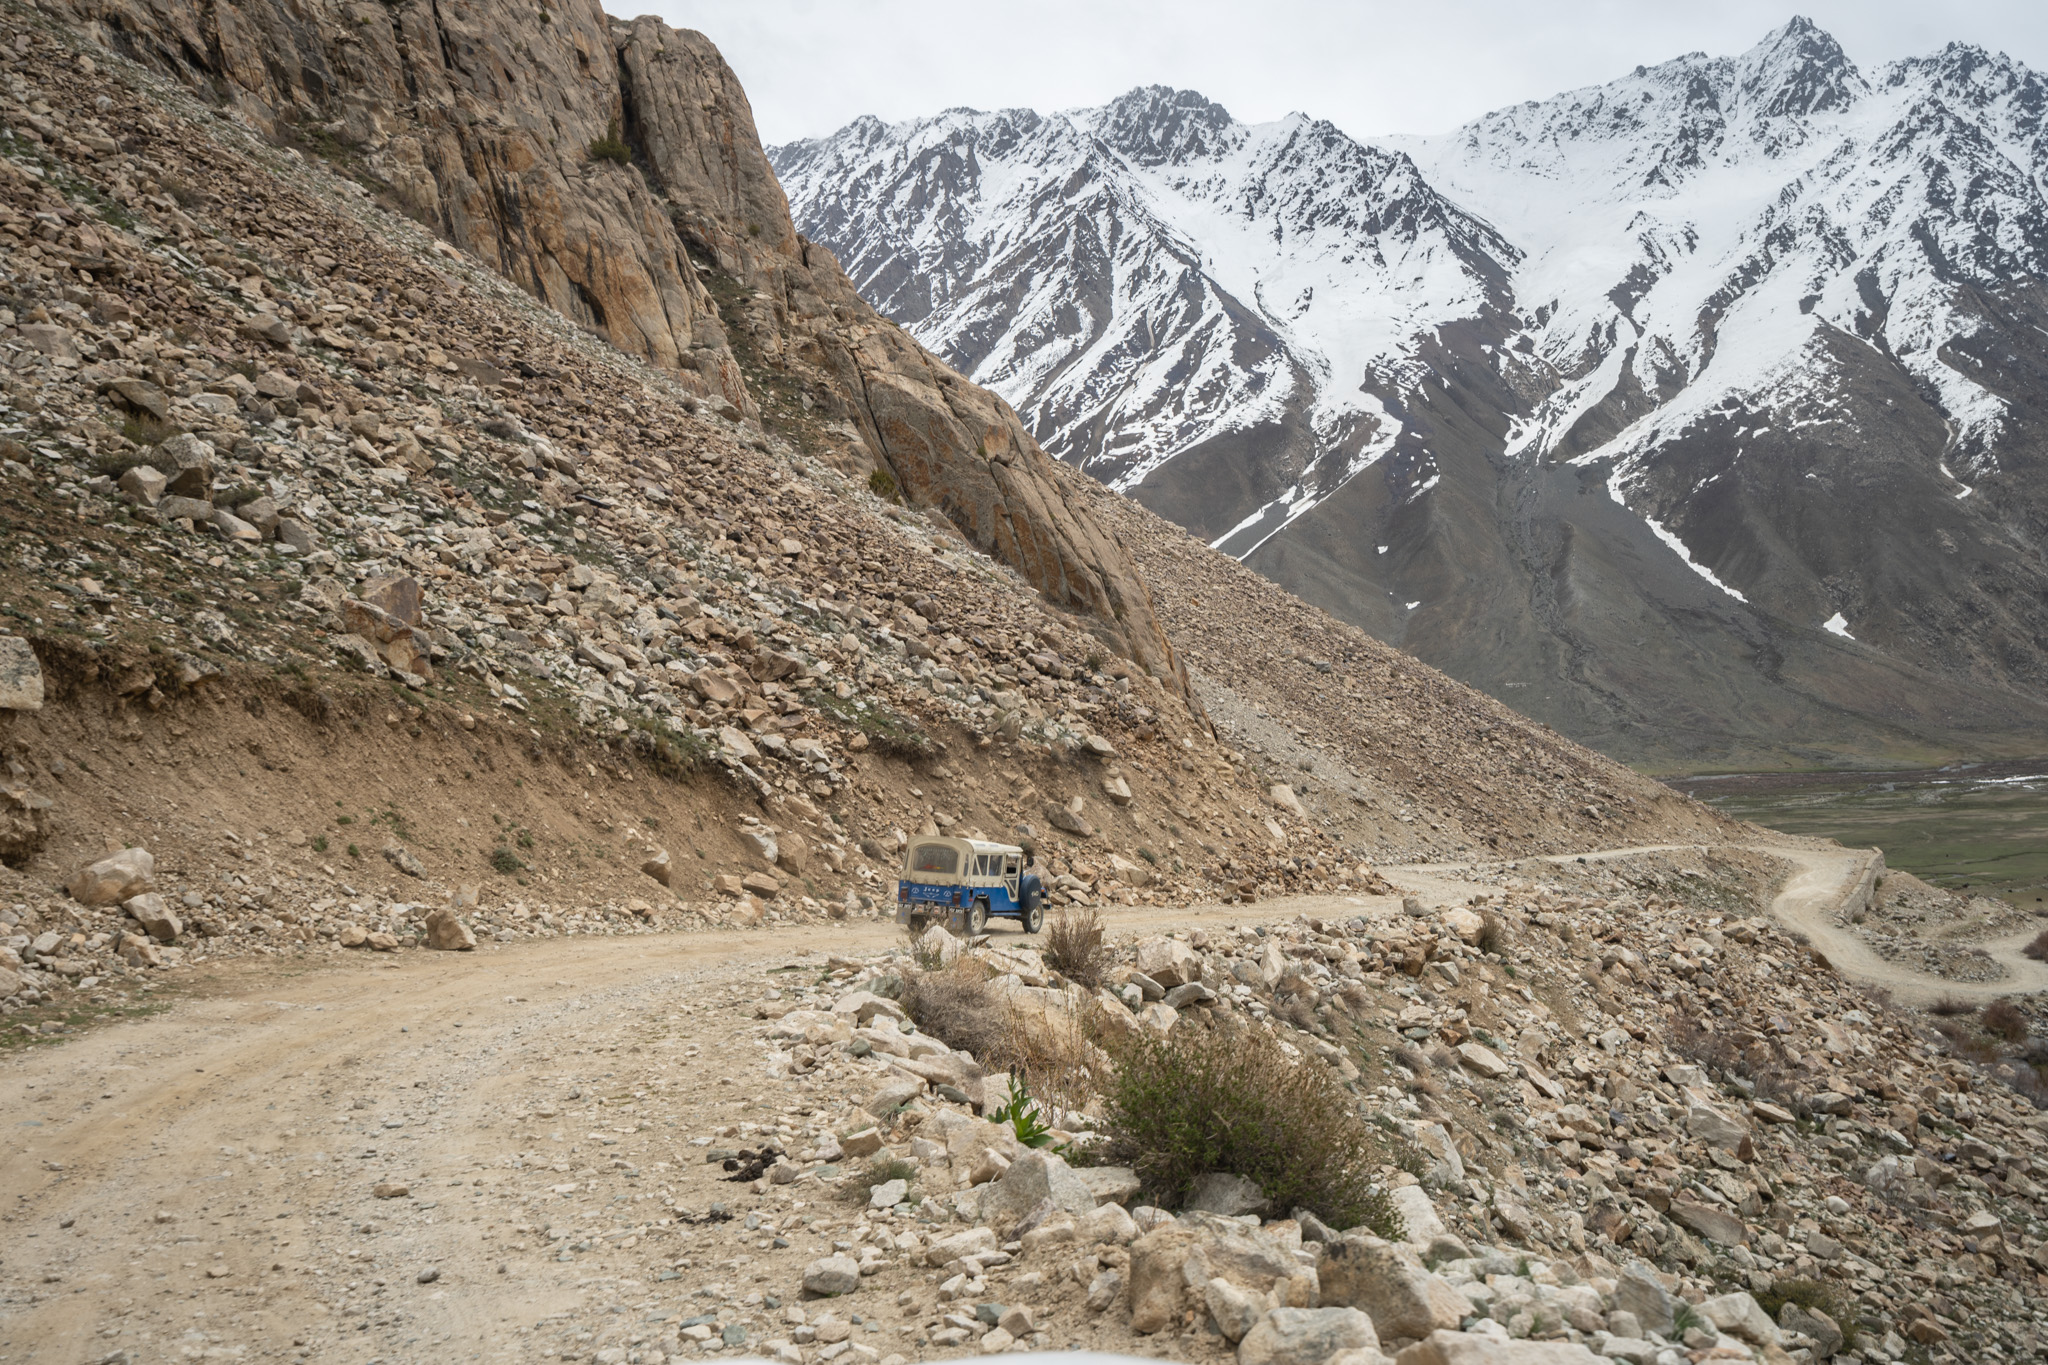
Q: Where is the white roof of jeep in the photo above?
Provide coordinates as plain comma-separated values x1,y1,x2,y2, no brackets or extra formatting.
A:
907,837,1023,857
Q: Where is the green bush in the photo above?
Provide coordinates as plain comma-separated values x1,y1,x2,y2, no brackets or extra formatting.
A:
489,846,522,874
1100,1021,1403,1236
867,467,898,501
588,117,632,165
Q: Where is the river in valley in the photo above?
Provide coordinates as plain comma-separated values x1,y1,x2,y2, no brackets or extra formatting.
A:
1668,760,2048,911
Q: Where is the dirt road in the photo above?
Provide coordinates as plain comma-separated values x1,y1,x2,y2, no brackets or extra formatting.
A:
4,840,2041,1363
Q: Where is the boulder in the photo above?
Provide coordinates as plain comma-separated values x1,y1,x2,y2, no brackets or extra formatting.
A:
1239,1308,1379,1365
802,1254,860,1297
69,847,156,906
1186,1172,1270,1217
1393,1331,1602,1365
422,907,477,951
1779,1302,1843,1358
1696,1292,1780,1348
868,1178,908,1209
1318,1236,1468,1341
978,1149,1096,1231
863,1077,923,1117
1204,1276,1265,1344
1134,935,1201,988
1455,1042,1512,1079
925,1227,998,1267
1128,1223,1205,1333
1611,1264,1674,1336
117,464,168,505
639,849,675,887
0,636,43,711
357,574,424,627
123,893,182,944
1389,1187,1447,1246
1074,1165,1142,1206
1686,1103,1749,1151
1669,1200,1747,1246
155,494,214,524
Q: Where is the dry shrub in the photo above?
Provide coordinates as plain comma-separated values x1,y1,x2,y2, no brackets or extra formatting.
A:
1098,1017,1403,1236
898,957,1107,1119
1930,995,1977,1017
1982,1001,2030,1043
2025,928,2048,962
1044,905,1107,987
1476,909,1508,955
1273,994,1318,1032
1935,1018,2001,1062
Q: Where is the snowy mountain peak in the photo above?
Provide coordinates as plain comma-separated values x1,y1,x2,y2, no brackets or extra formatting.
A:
1084,86,1237,165
1733,16,1865,119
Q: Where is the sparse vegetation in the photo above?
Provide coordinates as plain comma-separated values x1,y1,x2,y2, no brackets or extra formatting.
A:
988,1074,1058,1149
867,467,898,501
1930,995,1977,1017
1981,1000,2029,1042
898,957,1102,1117
1043,905,1107,986
1098,1019,1403,1236
2024,928,2048,962
587,117,632,164
489,847,522,874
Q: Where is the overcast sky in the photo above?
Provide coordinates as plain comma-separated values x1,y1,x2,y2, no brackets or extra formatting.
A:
643,1,2048,147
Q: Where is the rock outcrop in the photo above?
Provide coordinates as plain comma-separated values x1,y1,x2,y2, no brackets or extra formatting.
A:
58,0,1188,689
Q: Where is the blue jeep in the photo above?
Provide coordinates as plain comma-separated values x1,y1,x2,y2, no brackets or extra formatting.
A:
895,836,1046,935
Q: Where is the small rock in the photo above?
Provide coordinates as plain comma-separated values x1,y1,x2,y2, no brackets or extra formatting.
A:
1454,1042,1512,1079
373,1182,410,1199
803,1254,861,1297
338,924,369,948
123,893,183,944
0,636,41,712
416,1266,441,1284
640,849,676,887
381,843,427,878
869,1178,908,1208
1267,783,1307,820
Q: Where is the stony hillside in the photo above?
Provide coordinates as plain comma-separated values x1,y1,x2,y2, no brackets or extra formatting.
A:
0,1,1730,1000
773,21,2048,772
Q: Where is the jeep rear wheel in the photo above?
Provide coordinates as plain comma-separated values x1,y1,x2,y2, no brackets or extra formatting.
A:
1023,902,1044,934
967,899,989,936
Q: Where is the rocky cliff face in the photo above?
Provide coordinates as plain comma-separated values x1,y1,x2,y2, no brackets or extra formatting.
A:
49,0,1187,691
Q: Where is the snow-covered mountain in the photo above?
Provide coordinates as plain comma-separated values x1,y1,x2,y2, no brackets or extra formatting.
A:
773,19,2048,767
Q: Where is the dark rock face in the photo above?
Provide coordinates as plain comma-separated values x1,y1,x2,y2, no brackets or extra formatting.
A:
55,0,1187,693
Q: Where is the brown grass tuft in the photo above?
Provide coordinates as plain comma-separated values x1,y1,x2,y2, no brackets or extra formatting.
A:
1929,995,1977,1017
1043,905,1107,987
898,956,1108,1119
2024,928,2048,962
1982,1001,2030,1043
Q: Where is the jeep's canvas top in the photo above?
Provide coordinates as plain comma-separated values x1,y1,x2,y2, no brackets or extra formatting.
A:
904,837,1023,879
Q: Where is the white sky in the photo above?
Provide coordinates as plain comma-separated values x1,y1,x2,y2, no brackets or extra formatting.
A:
640,1,2048,146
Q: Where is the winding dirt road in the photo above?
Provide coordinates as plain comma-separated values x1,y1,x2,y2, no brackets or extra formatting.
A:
3,839,2041,1363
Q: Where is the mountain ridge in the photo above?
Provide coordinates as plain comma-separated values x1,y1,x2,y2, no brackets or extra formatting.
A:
773,18,2048,770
